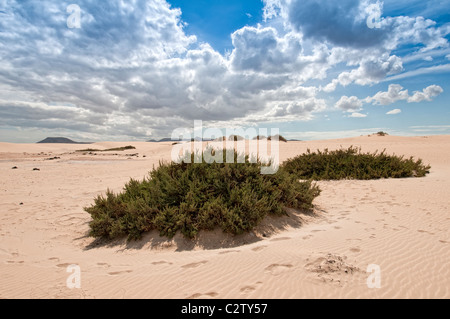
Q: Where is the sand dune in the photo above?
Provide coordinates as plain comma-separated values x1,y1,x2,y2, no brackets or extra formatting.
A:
0,135,449,299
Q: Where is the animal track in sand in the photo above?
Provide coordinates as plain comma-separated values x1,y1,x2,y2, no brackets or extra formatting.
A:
265,264,294,276
251,245,267,252
182,261,208,269
108,270,133,276
187,292,219,299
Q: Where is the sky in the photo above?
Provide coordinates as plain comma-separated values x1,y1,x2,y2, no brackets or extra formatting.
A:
0,0,449,143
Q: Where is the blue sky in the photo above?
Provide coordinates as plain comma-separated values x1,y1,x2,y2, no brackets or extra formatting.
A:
0,0,449,142
169,0,265,53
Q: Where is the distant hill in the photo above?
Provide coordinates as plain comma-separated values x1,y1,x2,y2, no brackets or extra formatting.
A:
147,138,178,143
147,138,214,142
37,137,91,144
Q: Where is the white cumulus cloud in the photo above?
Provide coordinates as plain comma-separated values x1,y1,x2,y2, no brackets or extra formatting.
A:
386,109,402,115
366,84,443,105
336,96,363,112
349,112,368,118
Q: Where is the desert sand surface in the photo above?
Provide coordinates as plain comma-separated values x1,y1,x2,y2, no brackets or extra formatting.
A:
0,135,449,299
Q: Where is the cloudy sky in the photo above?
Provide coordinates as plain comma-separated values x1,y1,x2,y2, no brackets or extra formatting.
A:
0,0,449,142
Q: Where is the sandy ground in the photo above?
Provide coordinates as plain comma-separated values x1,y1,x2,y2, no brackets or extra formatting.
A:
0,135,449,299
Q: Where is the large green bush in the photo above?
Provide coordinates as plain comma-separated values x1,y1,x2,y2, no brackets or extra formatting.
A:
86,149,321,241
283,146,431,181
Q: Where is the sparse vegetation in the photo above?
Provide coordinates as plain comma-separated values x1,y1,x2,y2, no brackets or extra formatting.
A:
85,143,431,243
253,135,267,140
86,149,321,241
376,131,389,136
283,146,431,181
268,135,288,142
77,146,136,152
228,135,244,141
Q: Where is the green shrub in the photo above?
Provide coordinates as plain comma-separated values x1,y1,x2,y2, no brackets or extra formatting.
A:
86,149,321,241
282,146,431,181
268,135,288,142
228,135,244,141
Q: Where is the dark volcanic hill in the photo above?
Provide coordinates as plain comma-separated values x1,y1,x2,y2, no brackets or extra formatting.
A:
37,137,90,144
147,138,176,143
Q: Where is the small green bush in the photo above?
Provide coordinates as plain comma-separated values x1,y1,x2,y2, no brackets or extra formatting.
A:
283,146,430,181
228,135,244,141
86,149,321,241
268,135,288,142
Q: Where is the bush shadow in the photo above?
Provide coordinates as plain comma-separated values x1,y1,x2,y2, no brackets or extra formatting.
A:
83,207,320,252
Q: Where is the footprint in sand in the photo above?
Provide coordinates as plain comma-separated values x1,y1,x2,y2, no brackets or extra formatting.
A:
5,260,24,264
151,261,173,265
97,263,111,268
55,214,86,227
48,257,60,262
265,264,294,276
182,261,208,269
334,226,342,230
439,240,448,244
252,245,267,252
240,282,263,294
311,230,325,233
240,286,256,294
108,270,133,276
187,292,219,299
56,263,74,268
350,247,361,253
